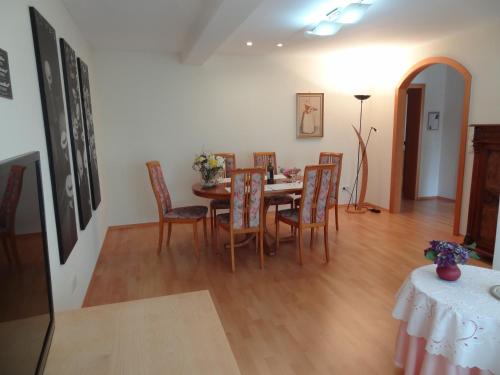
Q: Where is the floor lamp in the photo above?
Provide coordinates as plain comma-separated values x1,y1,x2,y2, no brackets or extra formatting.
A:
347,94,371,213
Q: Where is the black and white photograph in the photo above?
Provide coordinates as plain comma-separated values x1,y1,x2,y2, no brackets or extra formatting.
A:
78,58,101,210
0,48,13,99
60,38,92,230
30,7,77,264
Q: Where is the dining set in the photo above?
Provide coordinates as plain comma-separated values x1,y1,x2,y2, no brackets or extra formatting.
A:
146,151,343,272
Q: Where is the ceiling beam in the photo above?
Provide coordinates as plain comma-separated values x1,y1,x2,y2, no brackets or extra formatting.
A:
181,0,263,65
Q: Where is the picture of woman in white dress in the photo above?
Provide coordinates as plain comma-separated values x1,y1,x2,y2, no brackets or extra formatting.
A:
296,93,324,138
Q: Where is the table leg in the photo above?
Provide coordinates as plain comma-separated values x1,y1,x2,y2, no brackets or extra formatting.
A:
263,201,295,256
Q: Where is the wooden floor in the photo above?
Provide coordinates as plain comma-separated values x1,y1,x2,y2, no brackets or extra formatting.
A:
84,199,488,375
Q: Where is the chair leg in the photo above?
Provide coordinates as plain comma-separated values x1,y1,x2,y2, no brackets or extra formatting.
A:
202,217,208,245
192,222,200,258
335,204,339,231
297,228,303,266
259,231,264,269
324,225,330,263
1,236,12,264
157,220,164,254
214,220,219,253
210,208,214,237
310,228,315,249
166,223,172,246
290,202,294,235
9,234,20,266
275,219,280,252
230,232,235,273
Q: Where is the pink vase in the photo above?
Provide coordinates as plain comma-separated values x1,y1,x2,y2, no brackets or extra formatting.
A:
436,265,461,281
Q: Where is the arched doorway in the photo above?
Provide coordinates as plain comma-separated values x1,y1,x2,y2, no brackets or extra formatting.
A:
389,57,472,235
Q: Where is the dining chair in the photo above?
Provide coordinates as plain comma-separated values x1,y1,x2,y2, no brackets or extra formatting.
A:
275,164,335,265
253,152,294,225
215,168,265,272
319,152,343,231
209,153,236,237
146,161,208,256
294,152,343,240
0,165,26,265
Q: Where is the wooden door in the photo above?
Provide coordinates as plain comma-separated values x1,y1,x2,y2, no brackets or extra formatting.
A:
402,87,423,200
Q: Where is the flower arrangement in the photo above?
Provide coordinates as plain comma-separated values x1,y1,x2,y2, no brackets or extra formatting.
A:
279,167,301,180
192,152,225,188
424,240,479,267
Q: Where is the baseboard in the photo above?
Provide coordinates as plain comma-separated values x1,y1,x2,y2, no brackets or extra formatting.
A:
417,196,455,202
109,221,158,230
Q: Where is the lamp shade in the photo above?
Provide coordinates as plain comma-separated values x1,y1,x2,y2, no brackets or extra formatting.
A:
336,3,371,24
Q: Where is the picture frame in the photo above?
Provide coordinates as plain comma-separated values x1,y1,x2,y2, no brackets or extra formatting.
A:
427,111,440,130
296,93,324,138
78,58,102,210
60,38,93,230
30,7,78,264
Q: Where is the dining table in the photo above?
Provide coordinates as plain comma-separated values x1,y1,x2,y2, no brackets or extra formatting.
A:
192,175,303,255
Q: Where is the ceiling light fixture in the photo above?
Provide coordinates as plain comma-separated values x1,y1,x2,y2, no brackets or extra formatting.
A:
246,41,253,46
305,1,372,37
276,43,284,47
306,21,342,37
335,3,371,24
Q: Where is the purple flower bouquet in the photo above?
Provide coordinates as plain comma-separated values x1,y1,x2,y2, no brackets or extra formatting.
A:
424,240,479,281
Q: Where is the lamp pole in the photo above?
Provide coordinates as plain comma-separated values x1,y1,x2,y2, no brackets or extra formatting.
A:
353,94,370,209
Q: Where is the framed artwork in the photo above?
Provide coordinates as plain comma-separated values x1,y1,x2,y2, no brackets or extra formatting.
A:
30,7,78,264
427,111,440,130
296,93,324,138
60,38,92,230
0,48,13,99
77,58,101,210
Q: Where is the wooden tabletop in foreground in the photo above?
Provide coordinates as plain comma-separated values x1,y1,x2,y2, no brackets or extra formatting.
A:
45,291,241,375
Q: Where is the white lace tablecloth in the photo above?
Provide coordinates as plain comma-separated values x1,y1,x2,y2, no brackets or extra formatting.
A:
393,265,500,374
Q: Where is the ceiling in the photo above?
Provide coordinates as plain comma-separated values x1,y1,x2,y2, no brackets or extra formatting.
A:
62,0,500,64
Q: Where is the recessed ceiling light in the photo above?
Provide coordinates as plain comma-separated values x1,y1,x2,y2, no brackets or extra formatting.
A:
276,43,284,47
246,41,253,47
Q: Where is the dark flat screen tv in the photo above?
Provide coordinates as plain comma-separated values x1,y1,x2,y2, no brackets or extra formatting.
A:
0,152,55,374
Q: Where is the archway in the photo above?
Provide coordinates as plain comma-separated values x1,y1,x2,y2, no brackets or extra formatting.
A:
389,57,472,235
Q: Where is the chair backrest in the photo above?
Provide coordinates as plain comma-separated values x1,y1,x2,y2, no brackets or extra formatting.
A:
229,168,265,231
0,165,26,231
215,153,236,178
253,152,277,174
298,164,335,225
319,152,343,207
146,161,172,218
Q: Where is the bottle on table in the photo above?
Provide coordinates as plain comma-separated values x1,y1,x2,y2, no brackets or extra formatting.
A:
267,159,274,184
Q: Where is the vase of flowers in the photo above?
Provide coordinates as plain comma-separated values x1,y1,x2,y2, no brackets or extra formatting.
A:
424,240,479,281
192,152,225,188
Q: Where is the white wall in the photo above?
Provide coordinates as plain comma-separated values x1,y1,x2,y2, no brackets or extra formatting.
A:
94,50,373,225
411,65,464,199
0,0,108,311
439,68,465,200
412,65,447,197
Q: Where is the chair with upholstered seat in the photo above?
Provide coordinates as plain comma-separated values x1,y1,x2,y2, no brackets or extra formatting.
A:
253,152,294,225
295,152,343,235
215,168,265,272
276,164,334,265
0,165,26,265
146,161,208,256
209,153,236,237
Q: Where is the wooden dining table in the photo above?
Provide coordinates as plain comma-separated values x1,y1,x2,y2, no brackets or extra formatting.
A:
192,177,302,255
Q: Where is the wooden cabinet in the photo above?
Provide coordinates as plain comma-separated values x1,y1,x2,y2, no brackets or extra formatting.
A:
465,125,500,261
